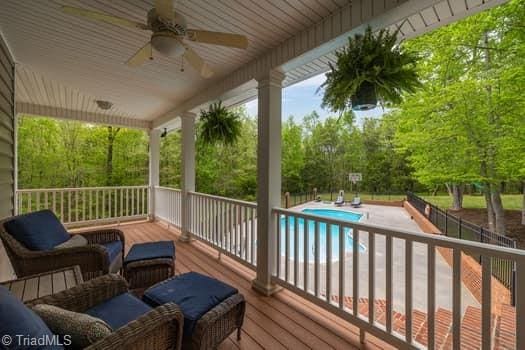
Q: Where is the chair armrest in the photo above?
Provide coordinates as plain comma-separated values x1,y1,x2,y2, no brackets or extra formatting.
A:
86,303,184,350
10,245,111,280
191,293,246,349
27,274,129,313
76,228,125,246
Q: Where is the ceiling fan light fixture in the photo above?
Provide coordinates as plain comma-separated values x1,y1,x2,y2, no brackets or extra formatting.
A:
151,32,185,57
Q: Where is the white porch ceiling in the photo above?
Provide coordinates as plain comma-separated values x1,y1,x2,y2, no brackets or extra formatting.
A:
0,0,508,129
0,0,351,127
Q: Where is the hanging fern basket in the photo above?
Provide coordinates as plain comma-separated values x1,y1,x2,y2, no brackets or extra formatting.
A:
199,101,242,146
351,82,377,111
320,26,421,114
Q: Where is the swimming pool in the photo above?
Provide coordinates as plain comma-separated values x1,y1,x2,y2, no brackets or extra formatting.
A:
279,208,366,262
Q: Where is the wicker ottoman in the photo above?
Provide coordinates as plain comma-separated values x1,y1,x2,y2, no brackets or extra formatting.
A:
123,241,175,292
143,272,245,350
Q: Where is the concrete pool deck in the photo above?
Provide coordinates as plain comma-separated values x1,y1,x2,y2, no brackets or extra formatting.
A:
283,201,479,314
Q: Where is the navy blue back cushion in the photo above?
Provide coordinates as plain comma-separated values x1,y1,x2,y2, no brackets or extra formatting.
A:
143,272,238,339
0,285,63,349
4,210,70,251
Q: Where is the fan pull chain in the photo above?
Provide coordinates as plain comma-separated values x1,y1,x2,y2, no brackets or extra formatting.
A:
180,58,185,73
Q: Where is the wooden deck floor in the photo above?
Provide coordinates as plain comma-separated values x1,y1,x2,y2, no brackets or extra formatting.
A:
120,221,392,350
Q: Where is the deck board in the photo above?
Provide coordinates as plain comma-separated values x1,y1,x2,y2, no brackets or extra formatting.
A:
120,221,393,350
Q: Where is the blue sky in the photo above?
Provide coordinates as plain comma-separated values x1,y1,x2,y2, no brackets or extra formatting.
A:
244,73,386,125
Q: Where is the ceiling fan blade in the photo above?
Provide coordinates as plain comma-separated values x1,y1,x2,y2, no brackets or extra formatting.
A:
155,0,174,20
183,47,214,78
186,29,248,49
126,42,153,67
61,6,149,30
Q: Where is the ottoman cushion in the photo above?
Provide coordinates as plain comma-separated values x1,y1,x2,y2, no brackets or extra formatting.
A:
85,292,152,330
125,241,175,264
143,272,238,337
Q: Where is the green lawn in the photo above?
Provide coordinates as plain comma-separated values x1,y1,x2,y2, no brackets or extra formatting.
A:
314,192,522,210
420,194,523,211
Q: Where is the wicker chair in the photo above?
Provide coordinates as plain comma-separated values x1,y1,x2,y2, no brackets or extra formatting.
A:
26,274,184,350
0,214,125,281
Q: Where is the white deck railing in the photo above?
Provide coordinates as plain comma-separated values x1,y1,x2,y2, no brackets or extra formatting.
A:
187,191,257,269
16,186,149,226
273,208,525,349
153,186,182,227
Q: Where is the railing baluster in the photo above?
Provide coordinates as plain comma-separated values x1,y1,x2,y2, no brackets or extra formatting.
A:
452,249,461,350
60,191,64,221
339,225,344,309
406,239,413,343
251,208,255,265
244,206,248,261
428,244,436,350
36,192,40,211
386,235,393,333
326,223,332,303
294,214,299,287
276,211,281,278
305,219,309,293
68,191,71,223
369,232,375,324
353,229,359,315
75,190,79,222
481,255,492,350
315,220,320,297
285,215,290,283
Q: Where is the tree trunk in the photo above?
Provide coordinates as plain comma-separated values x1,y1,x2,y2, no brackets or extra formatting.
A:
490,187,506,234
105,126,120,186
451,184,463,211
522,181,525,225
483,183,496,232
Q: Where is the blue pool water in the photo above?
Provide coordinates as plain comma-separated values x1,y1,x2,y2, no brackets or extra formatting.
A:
280,208,366,262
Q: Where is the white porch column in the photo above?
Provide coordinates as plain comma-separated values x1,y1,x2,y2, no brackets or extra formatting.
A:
252,69,285,295
180,112,196,242
148,129,161,220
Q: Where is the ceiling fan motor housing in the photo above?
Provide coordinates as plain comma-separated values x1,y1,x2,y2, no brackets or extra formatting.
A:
147,9,187,35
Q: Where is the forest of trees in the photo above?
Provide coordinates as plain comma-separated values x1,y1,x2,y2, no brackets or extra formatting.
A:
17,0,525,234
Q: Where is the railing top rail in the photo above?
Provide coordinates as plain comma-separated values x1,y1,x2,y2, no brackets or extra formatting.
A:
188,191,257,208
274,207,525,261
154,186,182,192
17,185,149,193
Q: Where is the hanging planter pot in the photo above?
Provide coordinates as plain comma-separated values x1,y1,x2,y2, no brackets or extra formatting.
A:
199,101,242,146
351,81,377,111
320,26,421,114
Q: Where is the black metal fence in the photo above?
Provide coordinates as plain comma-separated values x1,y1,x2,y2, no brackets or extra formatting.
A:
406,192,516,303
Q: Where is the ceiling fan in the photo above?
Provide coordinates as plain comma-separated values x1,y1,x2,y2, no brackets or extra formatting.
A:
61,0,249,78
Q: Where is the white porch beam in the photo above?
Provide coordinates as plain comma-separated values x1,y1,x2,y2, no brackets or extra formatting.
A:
16,102,151,129
153,0,508,129
148,129,161,220
180,112,196,242
252,69,285,296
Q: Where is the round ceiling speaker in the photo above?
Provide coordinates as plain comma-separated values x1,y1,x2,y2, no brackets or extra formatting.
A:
151,32,185,57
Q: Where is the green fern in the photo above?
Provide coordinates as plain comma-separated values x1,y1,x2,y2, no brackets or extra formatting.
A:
199,101,242,145
321,26,421,112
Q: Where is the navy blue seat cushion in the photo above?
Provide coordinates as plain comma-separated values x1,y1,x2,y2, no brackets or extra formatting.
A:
85,292,152,330
0,285,63,349
100,241,123,263
124,241,175,264
143,272,238,338
4,210,70,251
